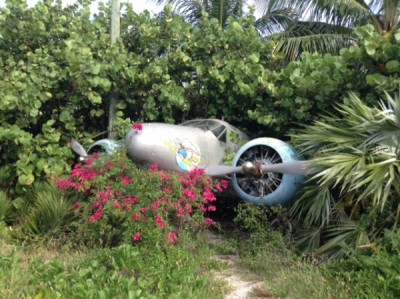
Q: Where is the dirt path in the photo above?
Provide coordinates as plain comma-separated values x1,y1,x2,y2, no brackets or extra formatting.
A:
213,254,270,299
207,231,276,299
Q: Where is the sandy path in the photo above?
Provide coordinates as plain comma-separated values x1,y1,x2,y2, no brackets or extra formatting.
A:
208,231,276,299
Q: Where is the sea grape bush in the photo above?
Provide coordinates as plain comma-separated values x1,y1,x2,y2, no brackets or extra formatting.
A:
2,0,400,191
56,151,228,247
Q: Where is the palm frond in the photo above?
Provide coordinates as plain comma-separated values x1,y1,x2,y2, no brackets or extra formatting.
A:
294,225,324,253
316,218,371,258
12,181,75,240
290,184,337,229
273,21,356,59
291,87,400,256
255,8,298,35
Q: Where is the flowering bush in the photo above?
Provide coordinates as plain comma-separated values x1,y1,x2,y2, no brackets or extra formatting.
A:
57,151,228,247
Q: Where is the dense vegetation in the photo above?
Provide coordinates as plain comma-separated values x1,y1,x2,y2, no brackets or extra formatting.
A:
1,0,400,298
1,0,400,191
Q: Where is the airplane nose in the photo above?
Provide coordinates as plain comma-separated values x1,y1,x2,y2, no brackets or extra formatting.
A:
125,129,136,147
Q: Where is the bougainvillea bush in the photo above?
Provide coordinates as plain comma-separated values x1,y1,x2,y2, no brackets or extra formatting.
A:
56,150,228,247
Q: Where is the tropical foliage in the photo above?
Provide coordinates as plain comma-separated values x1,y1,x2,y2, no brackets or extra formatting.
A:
3,0,400,190
291,88,400,257
150,0,297,34
150,0,246,27
260,0,400,59
56,150,225,247
151,0,400,59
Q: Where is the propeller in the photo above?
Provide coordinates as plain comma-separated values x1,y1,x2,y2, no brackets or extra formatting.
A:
70,139,88,158
205,160,313,177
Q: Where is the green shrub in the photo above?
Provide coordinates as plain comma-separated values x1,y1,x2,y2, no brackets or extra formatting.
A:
291,88,400,257
9,180,75,242
57,150,227,247
323,230,400,299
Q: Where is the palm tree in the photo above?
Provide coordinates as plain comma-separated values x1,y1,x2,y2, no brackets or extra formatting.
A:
290,89,400,257
256,0,400,59
149,0,297,30
149,1,399,59
149,0,244,27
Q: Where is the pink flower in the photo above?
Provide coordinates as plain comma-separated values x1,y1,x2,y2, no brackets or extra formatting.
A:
132,123,143,132
208,205,216,212
133,232,141,242
168,232,177,244
220,180,229,189
159,172,170,181
123,197,139,206
154,215,166,229
149,164,158,171
122,176,131,185
205,218,214,226
92,201,101,208
162,188,172,194
185,203,193,213
106,161,114,170
141,207,148,214
89,216,96,223
215,179,229,192
93,210,103,221
188,168,205,180
152,200,160,211
176,209,185,218
199,204,207,213
72,202,81,211
202,187,216,203
113,202,121,209
97,187,114,204
130,213,140,221
183,188,197,200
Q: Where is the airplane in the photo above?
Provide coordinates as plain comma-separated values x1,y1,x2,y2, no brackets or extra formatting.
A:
71,119,312,207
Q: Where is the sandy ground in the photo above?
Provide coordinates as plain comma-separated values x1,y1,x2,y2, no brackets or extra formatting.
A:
208,231,276,299
213,254,269,299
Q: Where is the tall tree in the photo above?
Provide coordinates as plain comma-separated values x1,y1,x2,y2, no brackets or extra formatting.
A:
108,0,120,139
149,0,245,27
149,0,296,30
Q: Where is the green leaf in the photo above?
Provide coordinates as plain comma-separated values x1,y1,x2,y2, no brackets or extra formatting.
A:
366,73,387,86
91,64,102,75
95,109,104,117
33,99,41,109
30,108,39,117
386,60,400,72
18,174,35,185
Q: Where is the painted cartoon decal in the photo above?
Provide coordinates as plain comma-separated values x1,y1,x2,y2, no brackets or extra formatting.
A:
164,139,201,171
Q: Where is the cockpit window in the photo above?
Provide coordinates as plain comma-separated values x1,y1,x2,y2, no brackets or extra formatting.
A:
181,119,227,141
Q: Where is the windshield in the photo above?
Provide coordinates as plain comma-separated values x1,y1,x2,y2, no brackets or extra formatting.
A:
180,119,227,141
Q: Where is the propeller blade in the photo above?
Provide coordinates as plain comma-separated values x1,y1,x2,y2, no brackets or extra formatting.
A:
70,139,88,157
205,165,243,177
205,161,314,177
261,161,312,175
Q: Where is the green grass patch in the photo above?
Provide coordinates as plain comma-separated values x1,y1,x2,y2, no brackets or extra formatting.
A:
0,227,226,299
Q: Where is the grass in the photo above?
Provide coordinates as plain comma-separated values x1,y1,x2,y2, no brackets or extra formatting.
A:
0,225,227,299
208,214,350,299
1,204,397,299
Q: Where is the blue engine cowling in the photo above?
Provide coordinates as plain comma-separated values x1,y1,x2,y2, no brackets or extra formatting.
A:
231,138,306,207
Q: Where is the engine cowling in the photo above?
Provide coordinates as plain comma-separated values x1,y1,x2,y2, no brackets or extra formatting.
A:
231,138,306,207
87,139,122,155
